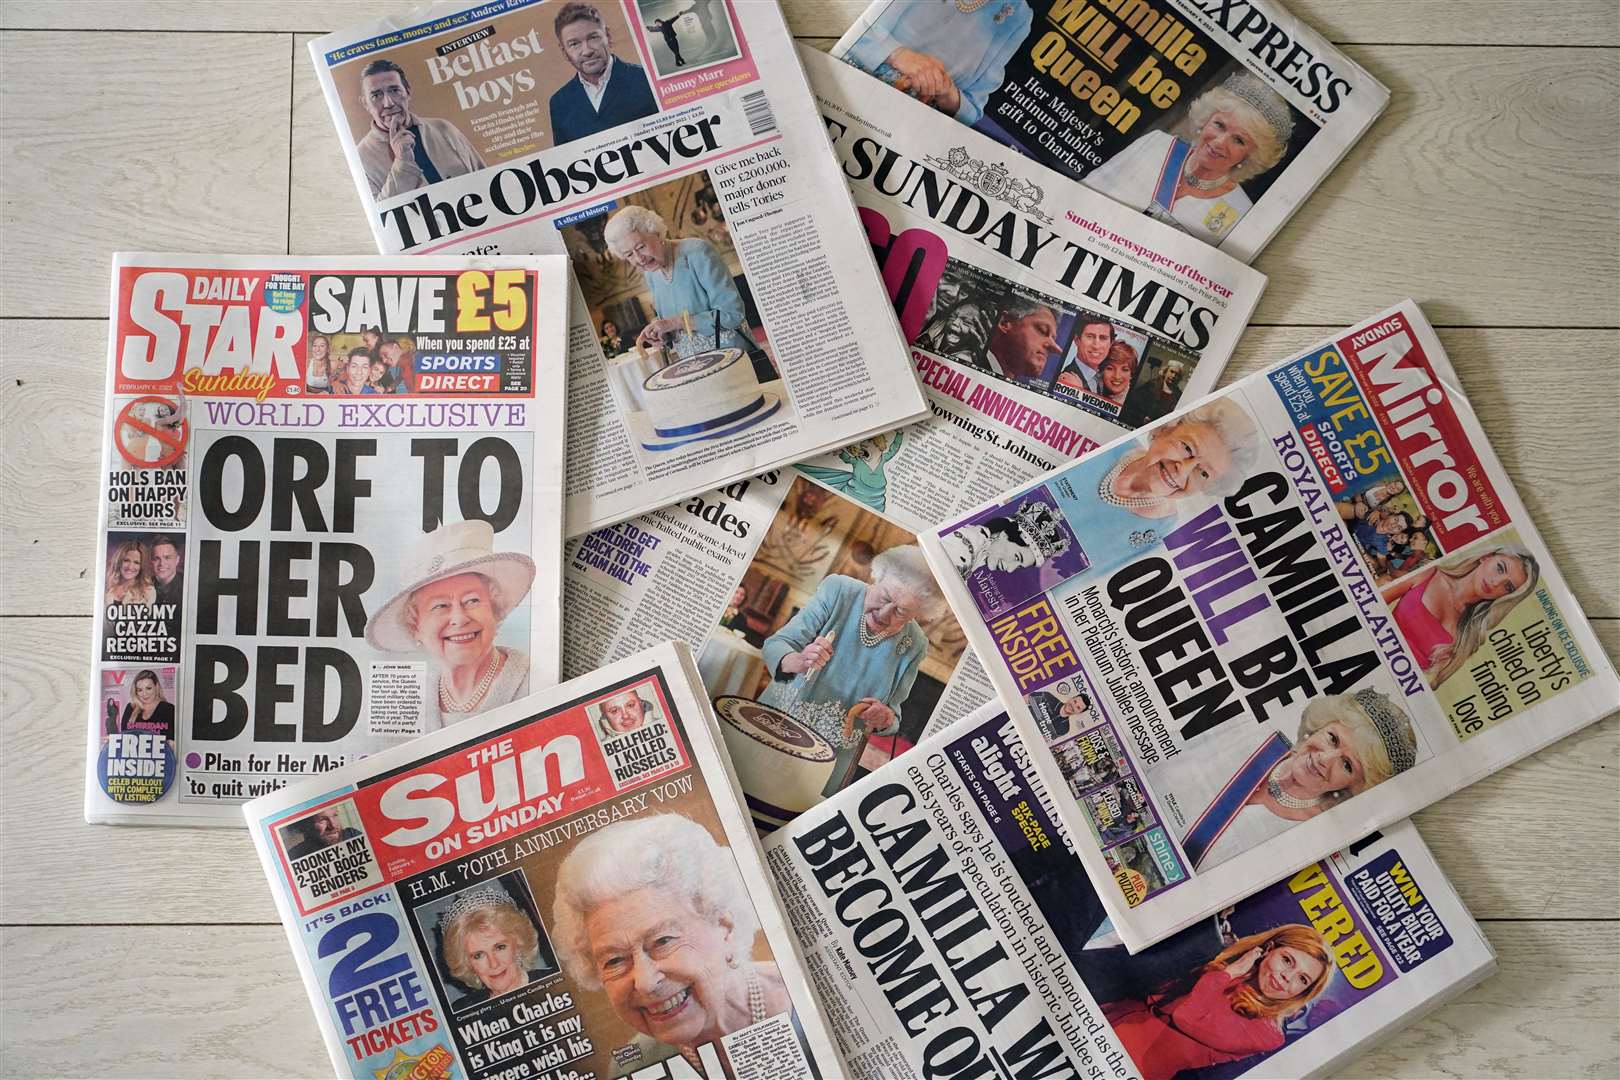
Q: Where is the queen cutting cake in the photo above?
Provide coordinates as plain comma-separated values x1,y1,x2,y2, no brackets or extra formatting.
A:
639,347,778,443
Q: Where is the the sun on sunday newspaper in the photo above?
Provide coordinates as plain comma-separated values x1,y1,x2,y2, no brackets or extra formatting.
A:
765,701,1496,1080
244,641,843,1080
550,48,1267,839
919,299,1619,951
86,253,568,827
831,0,1388,263
310,0,929,537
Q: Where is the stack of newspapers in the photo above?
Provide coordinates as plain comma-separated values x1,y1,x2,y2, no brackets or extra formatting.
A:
82,1,1615,1078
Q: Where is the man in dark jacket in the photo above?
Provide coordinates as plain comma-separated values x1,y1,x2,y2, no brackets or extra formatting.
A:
549,2,658,145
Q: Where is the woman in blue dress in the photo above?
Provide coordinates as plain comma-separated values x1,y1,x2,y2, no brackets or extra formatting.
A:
758,544,942,795
602,204,751,354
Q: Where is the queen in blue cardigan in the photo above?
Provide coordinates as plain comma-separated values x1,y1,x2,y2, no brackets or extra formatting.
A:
603,205,753,354
758,545,943,796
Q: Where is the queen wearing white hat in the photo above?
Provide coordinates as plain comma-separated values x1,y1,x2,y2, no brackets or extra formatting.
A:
365,520,536,732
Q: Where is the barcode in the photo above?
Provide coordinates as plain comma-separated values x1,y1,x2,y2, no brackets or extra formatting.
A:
741,90,777,136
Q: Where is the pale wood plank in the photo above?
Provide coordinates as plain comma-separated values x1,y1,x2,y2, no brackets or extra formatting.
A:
3,613,1613,925
3,0,1615,47
0,30,293,318
0,920,1612,1079
288,31,385,256
5,321,1615,616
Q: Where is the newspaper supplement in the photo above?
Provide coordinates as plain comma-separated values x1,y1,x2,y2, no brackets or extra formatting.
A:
802,46,1264,458
920,299,1619,951
831,0,1389,263
311,0,929,537
765,701,1496,1080
86,253,568,827
244,641,844,1080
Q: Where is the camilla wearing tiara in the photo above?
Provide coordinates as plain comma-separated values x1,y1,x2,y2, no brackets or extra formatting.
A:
1086,73,1296,246
1156,689,1419,873
437,884,556,1009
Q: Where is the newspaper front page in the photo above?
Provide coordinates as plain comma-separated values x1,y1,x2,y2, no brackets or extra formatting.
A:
244,641,843,1080
311,0,929,536
86,253,568,827
920,299,1620,950
831,0,1389,263
765,701,1496,1080
554,48,1267,836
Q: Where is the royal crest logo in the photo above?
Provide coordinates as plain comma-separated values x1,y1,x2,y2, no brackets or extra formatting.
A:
924,146,1054,224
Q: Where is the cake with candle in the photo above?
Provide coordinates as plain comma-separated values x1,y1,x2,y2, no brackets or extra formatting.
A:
639,348,772,442
714,696,837,826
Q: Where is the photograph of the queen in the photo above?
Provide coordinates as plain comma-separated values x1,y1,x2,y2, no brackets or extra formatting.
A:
1086,72,1300,246
552,814,790,1077
365,520,535,732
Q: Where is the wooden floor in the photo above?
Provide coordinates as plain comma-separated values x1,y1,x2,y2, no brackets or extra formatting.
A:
1,1,1616,1076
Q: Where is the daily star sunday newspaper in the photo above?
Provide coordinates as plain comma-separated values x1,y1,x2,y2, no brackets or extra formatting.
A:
832,0,1388,263
244,641,842,1080
766,701,1496,1080
921,300,1619,951
311,0,928,537
87,253,567,826
552,48,1265,838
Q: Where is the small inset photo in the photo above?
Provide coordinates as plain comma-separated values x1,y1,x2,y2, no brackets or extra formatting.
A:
416,870,560,1012
275,799,383,913
633,0,742,78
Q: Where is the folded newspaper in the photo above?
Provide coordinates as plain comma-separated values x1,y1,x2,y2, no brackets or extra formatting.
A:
86,253,568,826
311,0,929,536
831,0,1389,262
552,47,1268,836
765,701,1497,1080
244,641,842,1080
920,299,1620,950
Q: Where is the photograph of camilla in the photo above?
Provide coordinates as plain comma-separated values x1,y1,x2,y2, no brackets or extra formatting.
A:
301,323,420,396
324,0,661,200
411,870,562,1012
837,3,1320,249
697,474,967,829
1146,686,1425,874
913,257,1197,427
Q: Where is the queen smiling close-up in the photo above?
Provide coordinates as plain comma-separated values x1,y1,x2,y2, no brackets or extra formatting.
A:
365,520,536,732
552,813,790,1077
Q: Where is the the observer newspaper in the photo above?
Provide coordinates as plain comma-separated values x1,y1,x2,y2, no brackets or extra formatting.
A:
86,253,568,827
311,0,928,537
243,641,843,1080
921,300,1619,951
554,49,1267,836
765,701,1496,1080
831,0,1389,263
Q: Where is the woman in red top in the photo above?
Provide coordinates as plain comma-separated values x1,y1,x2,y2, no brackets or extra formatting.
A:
1103,925,1333,1080
1382,544,1538,687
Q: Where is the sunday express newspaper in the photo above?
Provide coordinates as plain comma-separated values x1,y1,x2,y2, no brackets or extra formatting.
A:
312,0,928,536
832,0,1388,263
554,50,1266,836
921,300,1619,950
765,702,1496,1080
87,253,568,826
244,641,842,1080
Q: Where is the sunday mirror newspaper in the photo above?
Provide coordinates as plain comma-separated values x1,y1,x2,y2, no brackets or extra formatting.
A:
766,701,1496,1080
244,641,843,1080
831,0,1389,262
87,253,568,827
311,0,928,536
551,48,1266,838
920,300,1619,950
